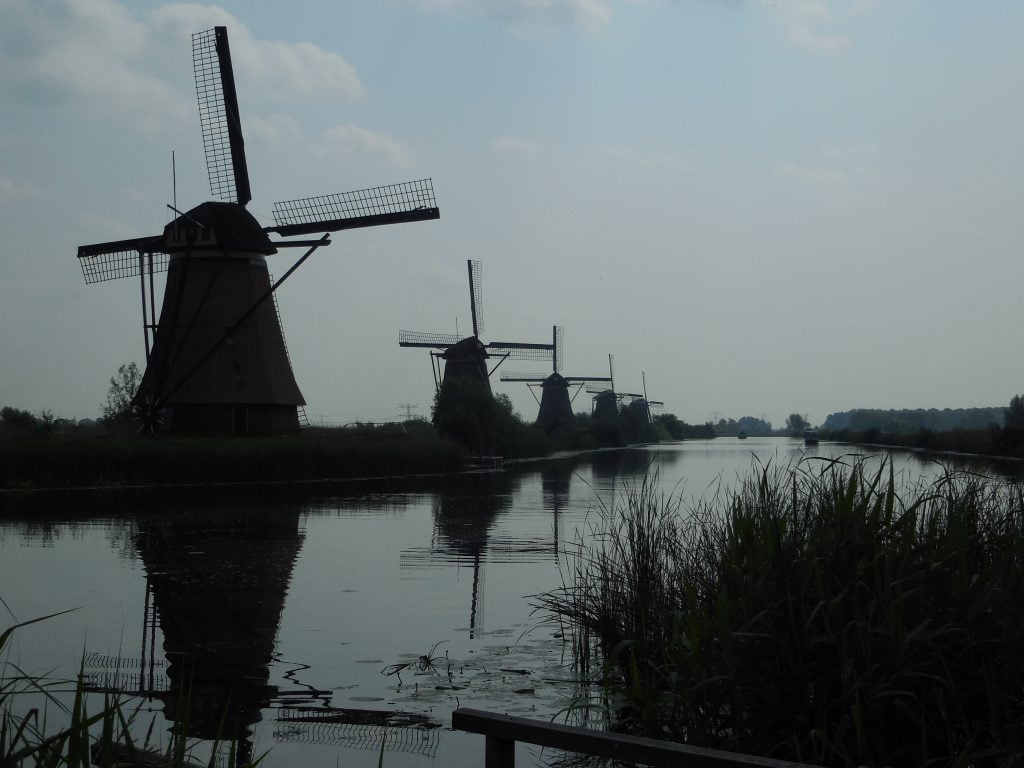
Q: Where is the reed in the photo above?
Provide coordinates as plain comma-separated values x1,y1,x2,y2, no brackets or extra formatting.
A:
537,458,1024,766
0,425,465,491
2,613,264,767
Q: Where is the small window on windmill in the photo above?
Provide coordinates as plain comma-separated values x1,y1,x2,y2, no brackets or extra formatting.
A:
166,224,217,249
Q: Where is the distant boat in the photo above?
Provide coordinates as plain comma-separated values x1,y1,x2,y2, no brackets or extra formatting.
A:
737,430,748,439
804,429,819,445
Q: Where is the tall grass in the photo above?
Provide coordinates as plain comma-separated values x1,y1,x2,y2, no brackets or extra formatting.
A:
537,458,1024,766
0,425,465,491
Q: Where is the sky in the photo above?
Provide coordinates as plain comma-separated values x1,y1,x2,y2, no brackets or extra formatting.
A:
1,0,1022,428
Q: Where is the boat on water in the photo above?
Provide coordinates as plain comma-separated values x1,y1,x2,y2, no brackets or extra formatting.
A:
804,429,819,445
737,431,748,439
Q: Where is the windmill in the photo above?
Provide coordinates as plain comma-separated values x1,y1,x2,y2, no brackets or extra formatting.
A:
76,27,439,436
586,357,665,422
500,327,612,431
398,260,553,393
631,371,666,424
588,354,622,420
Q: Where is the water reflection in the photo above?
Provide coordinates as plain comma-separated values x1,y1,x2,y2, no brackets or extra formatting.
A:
10,441,1021,768
401,474,513,639
541,460,575,556
86,508,306,765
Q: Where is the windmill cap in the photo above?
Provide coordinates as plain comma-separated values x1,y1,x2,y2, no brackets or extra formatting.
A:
163,202,277,255
542,372,568,387
442,336,488,359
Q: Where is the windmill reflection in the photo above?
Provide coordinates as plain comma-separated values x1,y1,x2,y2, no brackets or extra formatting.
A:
541,460,575,556
402,470,569,639
81,509,308,765
84,500,441,764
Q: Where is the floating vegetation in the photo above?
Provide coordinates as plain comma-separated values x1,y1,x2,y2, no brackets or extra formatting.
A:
380,641,449,685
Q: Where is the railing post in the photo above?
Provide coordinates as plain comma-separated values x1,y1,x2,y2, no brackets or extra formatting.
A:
485,734,515,768
483,737,516,765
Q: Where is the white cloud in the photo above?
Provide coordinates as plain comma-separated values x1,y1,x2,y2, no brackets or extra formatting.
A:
245,114,304,147
493,136,542,155
409,0,612,37
317,123,413,167
0,1,362,138
0,176,43,202
768,0,863,54
594,143,692,173
777,142,880,203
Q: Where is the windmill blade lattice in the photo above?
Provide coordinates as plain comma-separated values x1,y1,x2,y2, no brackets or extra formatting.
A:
193,27,251,205
269,179,439,237
468,259,484,336
485,343,552,362
398,330,463,348
77,238,170,284
565,377,613,389
499,370,547,383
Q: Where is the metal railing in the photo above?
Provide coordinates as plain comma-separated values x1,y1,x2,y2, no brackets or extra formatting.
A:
451,709,817,768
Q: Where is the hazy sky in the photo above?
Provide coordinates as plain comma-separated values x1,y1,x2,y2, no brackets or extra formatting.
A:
1,0,1022,428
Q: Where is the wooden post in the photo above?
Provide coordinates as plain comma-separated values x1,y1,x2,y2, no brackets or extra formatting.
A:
485,734,515,768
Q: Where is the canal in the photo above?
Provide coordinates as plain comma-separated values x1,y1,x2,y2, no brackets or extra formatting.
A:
2,437,1020,766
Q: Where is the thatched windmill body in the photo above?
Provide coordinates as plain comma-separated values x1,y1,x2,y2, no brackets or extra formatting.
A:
500,327,612,431
398,260,553,393
77,27,439,436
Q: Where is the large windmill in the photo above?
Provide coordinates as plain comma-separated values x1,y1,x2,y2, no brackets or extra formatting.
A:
76,27,439,436
500,327,612,431
398,260,553,392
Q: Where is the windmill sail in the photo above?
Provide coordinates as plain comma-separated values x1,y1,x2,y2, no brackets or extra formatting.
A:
398,330,463,348
193,26,251,205
468,260,484,336
269,179,439,237
485,343,553,361
500,371,611,388
77,237,170,284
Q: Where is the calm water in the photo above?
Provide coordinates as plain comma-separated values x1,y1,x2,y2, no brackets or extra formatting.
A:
2,438,1020,767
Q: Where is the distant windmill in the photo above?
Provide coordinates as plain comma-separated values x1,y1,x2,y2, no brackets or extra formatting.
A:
500,327,612,431
76,27,439,436
631,371,666,424
586,358,665,422
588,354,621,420
398,260,553,392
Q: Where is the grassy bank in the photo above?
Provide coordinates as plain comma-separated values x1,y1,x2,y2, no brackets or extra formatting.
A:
538,458,1024,766
0,422,466,491
824,424,1024,459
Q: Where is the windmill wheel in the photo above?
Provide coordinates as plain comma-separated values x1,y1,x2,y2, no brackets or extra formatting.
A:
131,387,167,435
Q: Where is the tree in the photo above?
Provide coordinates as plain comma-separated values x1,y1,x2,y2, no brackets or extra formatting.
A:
102,362,141,422
654,413,686,440
1006,395,1024,429
432,377,504,456
0,406,38,431
786,413,808,434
